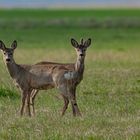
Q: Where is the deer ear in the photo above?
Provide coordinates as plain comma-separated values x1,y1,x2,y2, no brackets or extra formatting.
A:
80,38,84,44
0,40,6,51
11,40,17,50
84,38,91,48
71,38,79,48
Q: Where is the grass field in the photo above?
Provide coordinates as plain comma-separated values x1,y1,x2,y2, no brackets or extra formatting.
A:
0,9,140,140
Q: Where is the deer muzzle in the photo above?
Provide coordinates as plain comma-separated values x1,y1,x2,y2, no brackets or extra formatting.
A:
6,58,11,62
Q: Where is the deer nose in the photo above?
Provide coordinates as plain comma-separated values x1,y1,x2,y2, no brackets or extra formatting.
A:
6,58,11,62
80,54,84,56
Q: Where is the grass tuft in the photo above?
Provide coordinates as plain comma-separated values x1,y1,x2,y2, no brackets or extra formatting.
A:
0,86,19,99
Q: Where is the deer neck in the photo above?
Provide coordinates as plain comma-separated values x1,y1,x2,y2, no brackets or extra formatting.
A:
75,55,85,75
6,60,19,79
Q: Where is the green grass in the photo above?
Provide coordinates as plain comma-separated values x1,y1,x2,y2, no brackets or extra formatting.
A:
0,9,140,28
0,9,140,140
0,9,140,19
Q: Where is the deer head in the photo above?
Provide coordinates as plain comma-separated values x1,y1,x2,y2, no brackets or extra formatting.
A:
0,40,17,64
71,38,91,57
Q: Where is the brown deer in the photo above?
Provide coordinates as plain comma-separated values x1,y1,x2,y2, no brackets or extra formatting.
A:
30,38,91,116
0,38,91,117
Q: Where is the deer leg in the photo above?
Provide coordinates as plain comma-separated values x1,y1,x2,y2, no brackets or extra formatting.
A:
71,99,81,117
71,100,76,117
30,89,39,115
70,87,81,117
61,95,69,116
27,91,32,117
69,88,76,116
20,92,27,116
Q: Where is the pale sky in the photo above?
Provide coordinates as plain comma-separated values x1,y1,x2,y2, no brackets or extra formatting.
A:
0,0,140,8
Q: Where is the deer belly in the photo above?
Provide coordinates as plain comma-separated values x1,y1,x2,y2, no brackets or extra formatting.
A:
30,75,54,89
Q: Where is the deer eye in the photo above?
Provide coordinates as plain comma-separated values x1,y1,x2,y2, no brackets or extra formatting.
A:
4,52,6,55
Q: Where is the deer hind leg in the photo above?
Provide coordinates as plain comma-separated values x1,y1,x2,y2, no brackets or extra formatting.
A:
57,83,70,116
61,95,69,116
30,89,39,116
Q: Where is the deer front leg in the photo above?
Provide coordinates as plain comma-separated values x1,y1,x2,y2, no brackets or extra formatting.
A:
71,100,81,117
70,87,81,117
61,95,69,116
27,91,32,117
71,100,76,117
20,92,27,116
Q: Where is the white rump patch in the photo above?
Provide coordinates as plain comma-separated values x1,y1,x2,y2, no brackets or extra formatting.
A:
64,71,76,80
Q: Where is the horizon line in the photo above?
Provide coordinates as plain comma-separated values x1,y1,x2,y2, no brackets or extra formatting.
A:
0,4,140,9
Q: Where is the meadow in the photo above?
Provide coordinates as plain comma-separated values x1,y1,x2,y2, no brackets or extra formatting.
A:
0,9,140,140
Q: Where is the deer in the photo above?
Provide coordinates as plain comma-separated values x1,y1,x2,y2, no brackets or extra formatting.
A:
0,38,91,117
30,38,91,116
